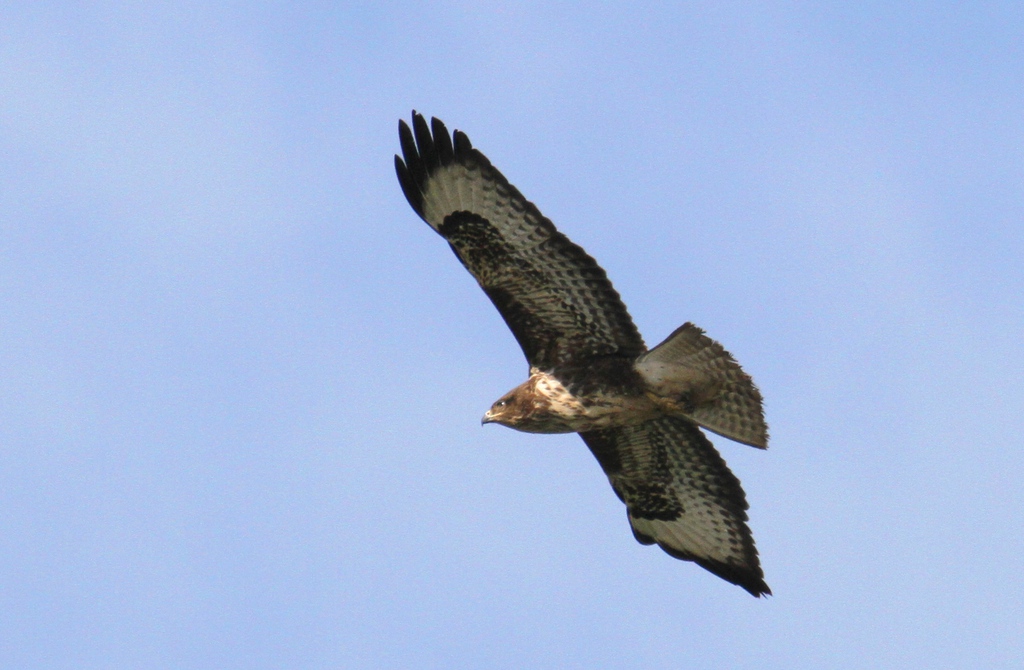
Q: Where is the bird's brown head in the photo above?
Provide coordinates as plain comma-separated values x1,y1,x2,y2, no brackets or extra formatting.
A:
481,386,531,429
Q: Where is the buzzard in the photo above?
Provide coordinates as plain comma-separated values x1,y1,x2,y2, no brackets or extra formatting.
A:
395,112,771,596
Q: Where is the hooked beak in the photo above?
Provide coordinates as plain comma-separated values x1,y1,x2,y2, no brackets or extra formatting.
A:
481,411,495,426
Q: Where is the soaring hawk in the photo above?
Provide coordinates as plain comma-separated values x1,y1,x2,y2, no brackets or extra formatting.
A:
395,112,771,596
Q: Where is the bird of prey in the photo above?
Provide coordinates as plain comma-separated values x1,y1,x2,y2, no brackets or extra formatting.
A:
395,112,771,596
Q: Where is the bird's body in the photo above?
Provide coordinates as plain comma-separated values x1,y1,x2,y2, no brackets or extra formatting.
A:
395,112,771,596
485,364,659,434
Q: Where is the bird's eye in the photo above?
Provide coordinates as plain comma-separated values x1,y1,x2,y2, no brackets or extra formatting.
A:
496,400,508,408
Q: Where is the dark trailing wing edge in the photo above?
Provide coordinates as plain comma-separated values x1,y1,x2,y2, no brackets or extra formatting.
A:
394,111,646,369
581,417,770,597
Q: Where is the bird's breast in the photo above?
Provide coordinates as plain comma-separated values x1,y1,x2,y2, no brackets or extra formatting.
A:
524,368,660,433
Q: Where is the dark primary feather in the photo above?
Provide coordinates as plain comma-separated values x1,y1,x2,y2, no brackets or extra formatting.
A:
395,111,644,369
581,417,770,596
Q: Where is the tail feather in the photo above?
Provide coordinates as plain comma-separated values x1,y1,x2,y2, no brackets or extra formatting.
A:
636,323,768,448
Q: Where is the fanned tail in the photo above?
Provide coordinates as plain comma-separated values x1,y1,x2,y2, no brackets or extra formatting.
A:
636,323,768,449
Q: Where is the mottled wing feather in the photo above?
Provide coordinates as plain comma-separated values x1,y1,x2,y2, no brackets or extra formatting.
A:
396,112,645,368
581,416,769,596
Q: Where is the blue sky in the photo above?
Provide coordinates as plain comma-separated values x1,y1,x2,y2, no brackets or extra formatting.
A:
2,3,1022,668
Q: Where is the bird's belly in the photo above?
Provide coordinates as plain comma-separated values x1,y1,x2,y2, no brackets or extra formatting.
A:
571,393,662,431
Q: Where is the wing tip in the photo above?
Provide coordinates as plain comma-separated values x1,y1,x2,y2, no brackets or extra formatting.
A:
394,153,424,217
453,129,473,155
396,110,468,220
631,509,769,597
658,542,771,597
399,111,462,167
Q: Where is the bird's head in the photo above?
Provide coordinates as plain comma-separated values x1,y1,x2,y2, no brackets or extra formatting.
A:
481,387,529,428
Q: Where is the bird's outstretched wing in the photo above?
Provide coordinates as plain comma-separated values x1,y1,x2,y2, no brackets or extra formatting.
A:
395,112,645,369
580,416,770,596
